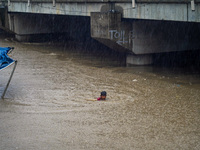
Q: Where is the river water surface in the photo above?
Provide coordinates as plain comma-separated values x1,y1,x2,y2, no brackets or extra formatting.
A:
0,34,200,150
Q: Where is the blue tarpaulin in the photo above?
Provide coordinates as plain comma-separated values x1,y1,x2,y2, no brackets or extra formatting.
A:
0,47,14,70
0,47,17,99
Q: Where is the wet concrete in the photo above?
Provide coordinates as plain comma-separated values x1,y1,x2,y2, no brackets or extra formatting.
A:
0,34,200,150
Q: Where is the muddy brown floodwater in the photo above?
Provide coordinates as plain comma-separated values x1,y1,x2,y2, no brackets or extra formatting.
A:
0,34,200,150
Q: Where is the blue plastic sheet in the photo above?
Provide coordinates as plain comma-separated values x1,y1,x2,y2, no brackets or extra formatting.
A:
0,47,14,70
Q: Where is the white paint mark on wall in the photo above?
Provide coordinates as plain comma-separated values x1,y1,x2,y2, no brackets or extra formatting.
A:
109,30,134,46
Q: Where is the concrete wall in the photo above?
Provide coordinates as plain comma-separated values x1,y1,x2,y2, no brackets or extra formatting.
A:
0,8,4,26
8,14,53,35
91,12,132,52
6,13,91,41
131,20,200,54
7,1,200,22
0,7,14,33
8,0,200,3
91,12,200,54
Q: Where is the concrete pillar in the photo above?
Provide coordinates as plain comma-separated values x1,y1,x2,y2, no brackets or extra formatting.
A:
7,13,91,42
91,12,200,56
15,34,32,42
7,13,54,41
91,12,132,51
126,54,153,66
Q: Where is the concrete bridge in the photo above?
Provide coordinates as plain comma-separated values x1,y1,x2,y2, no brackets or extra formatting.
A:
1,0,200,65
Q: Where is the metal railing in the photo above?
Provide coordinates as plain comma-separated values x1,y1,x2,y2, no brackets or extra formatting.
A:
5,0,200,3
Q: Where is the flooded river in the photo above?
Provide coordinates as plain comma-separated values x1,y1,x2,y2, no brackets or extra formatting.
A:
0,34,200,150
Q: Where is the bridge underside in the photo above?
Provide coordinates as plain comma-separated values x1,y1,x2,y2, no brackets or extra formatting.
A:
1,1,200,65
7,1,200,22
91,12,200,65
91,12,200,54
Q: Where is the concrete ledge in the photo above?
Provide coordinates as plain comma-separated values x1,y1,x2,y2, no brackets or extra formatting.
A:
9,0,200,3
126,54,153,66
8,1,200,22
15,34,31,42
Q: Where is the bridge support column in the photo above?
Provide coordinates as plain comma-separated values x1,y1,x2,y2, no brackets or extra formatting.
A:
126,54,153,66
91,12,154,66
15,34,32,42
7,13,54,42
91,11,200,66
8,13,91,42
